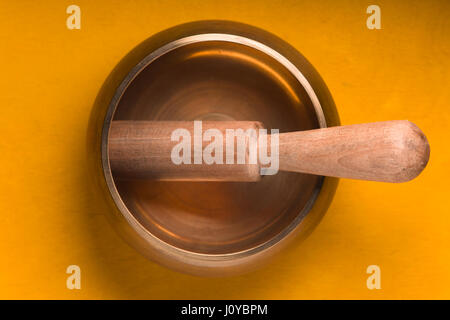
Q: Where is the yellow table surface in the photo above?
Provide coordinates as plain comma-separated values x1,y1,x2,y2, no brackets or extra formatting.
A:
0,0,449,299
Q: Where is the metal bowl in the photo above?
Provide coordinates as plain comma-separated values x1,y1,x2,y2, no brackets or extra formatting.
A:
87,20,340,276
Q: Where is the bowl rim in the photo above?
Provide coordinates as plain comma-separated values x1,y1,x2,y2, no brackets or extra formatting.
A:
101,32,328,261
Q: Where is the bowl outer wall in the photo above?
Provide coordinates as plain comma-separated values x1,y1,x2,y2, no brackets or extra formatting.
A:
86,20,340,276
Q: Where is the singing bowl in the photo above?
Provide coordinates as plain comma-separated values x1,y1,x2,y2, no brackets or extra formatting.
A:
87,20,340,276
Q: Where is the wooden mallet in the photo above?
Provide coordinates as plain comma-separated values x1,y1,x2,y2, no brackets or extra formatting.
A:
108,120,430,183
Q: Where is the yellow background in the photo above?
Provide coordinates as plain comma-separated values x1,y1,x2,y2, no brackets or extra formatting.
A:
0,0,449,299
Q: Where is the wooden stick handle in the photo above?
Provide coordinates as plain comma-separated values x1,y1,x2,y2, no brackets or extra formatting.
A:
108,120,430,183
277,120,430,182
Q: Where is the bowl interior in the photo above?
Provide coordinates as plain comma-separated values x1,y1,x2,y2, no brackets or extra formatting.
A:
108,39,323,254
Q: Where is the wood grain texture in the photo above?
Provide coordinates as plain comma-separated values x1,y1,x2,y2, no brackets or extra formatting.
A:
277,120,430,182
109,120,430,183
